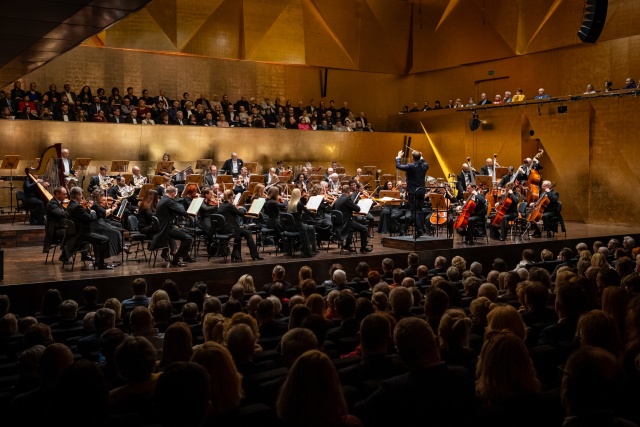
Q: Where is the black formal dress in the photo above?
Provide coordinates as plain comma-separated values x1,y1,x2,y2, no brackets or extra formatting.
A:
395,156,429,234
23,176,47,225
90,203,123,258
289,201,317,257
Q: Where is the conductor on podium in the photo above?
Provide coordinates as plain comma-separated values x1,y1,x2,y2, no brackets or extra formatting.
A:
395,149,429,237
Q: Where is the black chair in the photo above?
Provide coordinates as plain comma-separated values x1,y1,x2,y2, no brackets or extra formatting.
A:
256,212,278,255
278,212,300,257
148,216,171,267
315,223,334,252
12,190,31,225
330,210,348,255
62,219,92,272
124,215,148,262
548,201,566,237
44,217,67,265
509,201,530,241
208,213,233,262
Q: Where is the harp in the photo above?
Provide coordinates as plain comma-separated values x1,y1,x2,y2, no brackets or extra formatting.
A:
26,143,65,203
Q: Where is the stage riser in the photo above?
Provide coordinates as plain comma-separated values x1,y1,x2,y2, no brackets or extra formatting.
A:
0,228,45,248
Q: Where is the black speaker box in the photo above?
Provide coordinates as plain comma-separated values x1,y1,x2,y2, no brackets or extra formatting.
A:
469,118,480,131
578,0,608,43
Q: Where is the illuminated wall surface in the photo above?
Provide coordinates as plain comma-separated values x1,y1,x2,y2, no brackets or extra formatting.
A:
2,0,640,224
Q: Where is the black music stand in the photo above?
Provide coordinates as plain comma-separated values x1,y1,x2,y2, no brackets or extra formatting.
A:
1,155,20,213
429,193,449,238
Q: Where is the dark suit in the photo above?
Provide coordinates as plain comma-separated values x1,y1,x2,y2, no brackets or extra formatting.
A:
532,189,561,235
44,198,67,254
217,201,259,259
456,170,476,199
88,175,109,194
494,191,520,239
54,111,76,121
66,200,109,263
333,193,368,250
479,165,495,177
23,176,45,225
203,173,218,187
151,195,192,260
108,115,123,124
461,193,487,243
221,158,244,177
125,115,140,124
0,97,14,114
395,156,429,233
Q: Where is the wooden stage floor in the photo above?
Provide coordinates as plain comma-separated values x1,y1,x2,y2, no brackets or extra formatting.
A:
1,221,639,315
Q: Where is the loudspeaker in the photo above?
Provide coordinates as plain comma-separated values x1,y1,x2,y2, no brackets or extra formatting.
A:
469,117,480,131
529,130,535,136
578,0,608,43
558,106,568,114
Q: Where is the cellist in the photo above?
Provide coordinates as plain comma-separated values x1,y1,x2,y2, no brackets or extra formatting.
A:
490,182,520,241
530,180,560,238
456,184,487,245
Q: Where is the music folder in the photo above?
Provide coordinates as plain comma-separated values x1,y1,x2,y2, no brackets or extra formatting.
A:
72,157,91,171
233,192,242,206
244,197,266,218
305,195,324,212
156,161,174,175
187,197,204,216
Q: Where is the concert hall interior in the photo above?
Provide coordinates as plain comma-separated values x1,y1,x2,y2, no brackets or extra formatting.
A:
1,1,640,425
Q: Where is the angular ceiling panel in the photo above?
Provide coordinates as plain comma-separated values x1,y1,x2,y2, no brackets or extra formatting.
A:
245,0,305,64
146,0,178,47
105,9,178,52
181,0,242,59
176,0,224,49
308,0,361,64
478,0,520,53
243,0,291,58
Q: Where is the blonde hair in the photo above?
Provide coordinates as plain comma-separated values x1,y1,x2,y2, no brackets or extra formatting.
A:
202,313,225,343
451,256,467,272
591,252,609,269
148,290,170,314
486,304,527,341
287,188,302,213
237,274,255,293
438,308,472,351
191,341,243,415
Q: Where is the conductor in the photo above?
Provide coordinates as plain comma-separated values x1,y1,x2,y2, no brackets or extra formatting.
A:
395,149,429,237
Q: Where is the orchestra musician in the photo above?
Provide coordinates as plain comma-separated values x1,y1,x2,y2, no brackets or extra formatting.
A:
88,165,112,194
90,189,123,259
136,189,158,238
395,149,429,237
426,178,455,235
286,188,317,257
60,148,77,185
44,186,68,258
458,183,487,245
180,183,200,210
198,187,219,243
217,189,263,261
156,175,172,197
130,165,147,189
233,174,248,195
23,173,48,225
479,158,499,176
264,167,279,186
491,182,520,241
250,183,266,202
159,153,176,178
323,167,334,182
531,180,560,238
515,156,543,183
65,186,112,269
376,180,398,234
328,173,341,194
293,173,308,192
264,186,287,246
334,185,371,253
203,165,218,187
220,152,244,178
455,163,476,201
499,166,515,188
151,185,195,267
351,180,375,237
308,184,332,229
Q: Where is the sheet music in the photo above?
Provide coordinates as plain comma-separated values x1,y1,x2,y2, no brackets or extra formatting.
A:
306,195,324,212
356,198,374,215
245,197,266,217
233,193,242,206
187,197,204,216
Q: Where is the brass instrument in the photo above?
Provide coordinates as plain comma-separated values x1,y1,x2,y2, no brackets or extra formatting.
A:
100,176,116,190
119,185,135,198
132,174,147,188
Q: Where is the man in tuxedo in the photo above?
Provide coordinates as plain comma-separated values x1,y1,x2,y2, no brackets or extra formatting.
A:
334,185,371,253
88,165,110,193
203,165,218,186
66,186,112,269
152,186,194,267
479,157,497,177
155,90,170,111
455,163,476,201
221,152,244,178
60,148,75,182
44,186,69,258
395,150,429,237
54,104,76,121
125,109,141,124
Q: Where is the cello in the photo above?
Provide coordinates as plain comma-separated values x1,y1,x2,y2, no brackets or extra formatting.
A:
527,149,544,203
527,182,556,222
453,183,483,230
491,185,516,226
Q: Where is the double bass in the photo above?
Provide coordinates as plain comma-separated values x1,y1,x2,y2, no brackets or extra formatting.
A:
527,149,544,203
453,184,483,230
527,182,556,222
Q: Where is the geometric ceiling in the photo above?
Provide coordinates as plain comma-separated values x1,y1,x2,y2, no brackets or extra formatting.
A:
0,0,152,87
82,0,620,75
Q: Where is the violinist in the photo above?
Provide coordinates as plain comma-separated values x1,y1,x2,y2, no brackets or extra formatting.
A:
218,189,263,261
286,188,317,257
491,182,520,241
198,188,219,243
156,175,172,197
44,186,68,258
65,186,112,269
250,183,266,202
530,180,559,238
457,184,487,245
233,174,248,195
264,186,287,246
350,180,375,238
180,183,200,210
136,189,158,238
265,167,279,186
293,173,308,192
90,189,123,260
377,180,398,234
308,184,332,228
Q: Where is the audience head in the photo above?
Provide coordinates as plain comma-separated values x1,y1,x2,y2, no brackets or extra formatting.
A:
486,305,527,341
281,327,318,367
191,341,242,415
